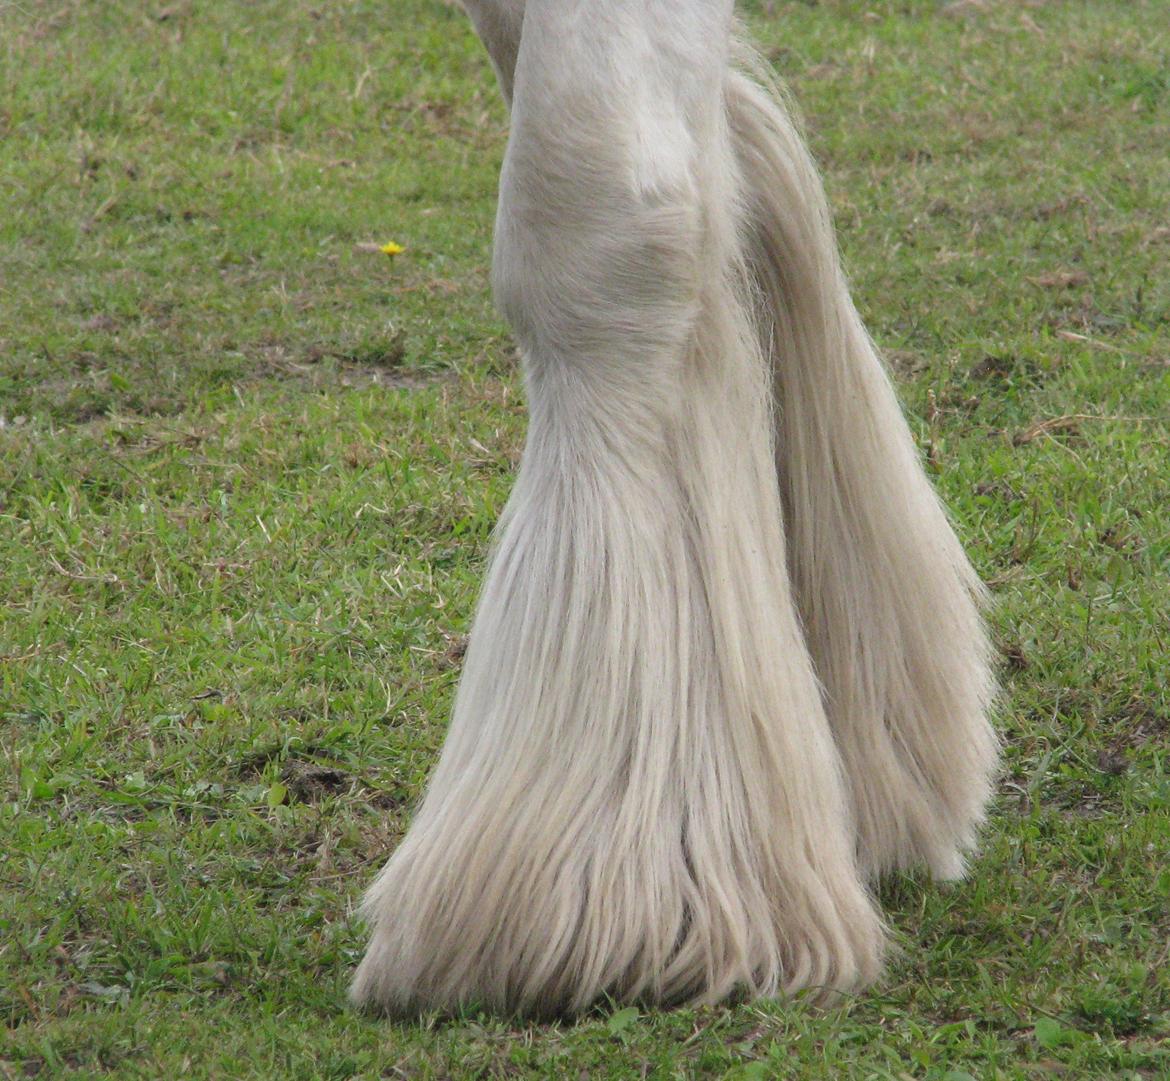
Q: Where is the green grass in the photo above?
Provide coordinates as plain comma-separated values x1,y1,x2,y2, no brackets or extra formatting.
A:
1,0,1167,1077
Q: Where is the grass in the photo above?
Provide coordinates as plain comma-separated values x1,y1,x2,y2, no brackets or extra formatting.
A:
1,0,1167,1077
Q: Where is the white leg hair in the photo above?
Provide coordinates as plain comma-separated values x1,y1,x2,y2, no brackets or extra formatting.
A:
725,57,999,881
352,0,996,1017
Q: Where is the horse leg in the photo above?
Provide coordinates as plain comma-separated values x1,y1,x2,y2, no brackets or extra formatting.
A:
459,2,999,883
726,60,998,881
352,0,882,1017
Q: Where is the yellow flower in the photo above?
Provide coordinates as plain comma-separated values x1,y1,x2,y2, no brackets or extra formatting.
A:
379,241,406,257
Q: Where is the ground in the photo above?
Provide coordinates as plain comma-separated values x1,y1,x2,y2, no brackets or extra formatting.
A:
1,0,1168,1077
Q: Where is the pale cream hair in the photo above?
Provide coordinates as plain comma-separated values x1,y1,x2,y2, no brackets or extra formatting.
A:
352,0,997,1018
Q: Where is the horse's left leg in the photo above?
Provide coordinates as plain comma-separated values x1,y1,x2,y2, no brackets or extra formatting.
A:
352,0,882,1017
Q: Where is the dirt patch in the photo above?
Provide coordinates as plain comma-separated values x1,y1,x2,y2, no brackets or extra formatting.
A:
280,759,350,803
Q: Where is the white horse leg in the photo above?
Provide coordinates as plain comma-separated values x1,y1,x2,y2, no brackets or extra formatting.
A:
458,0,525,103
352,0,882,1017
726,59,998,881
461,3,999,883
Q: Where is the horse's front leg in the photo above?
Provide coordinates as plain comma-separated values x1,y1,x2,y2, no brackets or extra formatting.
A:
466,0,999,884
352,0,882,1017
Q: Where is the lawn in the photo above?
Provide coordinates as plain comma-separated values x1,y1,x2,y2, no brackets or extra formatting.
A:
1,0,1168,1077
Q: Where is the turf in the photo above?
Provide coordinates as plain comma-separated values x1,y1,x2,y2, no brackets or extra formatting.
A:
1,0,1167,1077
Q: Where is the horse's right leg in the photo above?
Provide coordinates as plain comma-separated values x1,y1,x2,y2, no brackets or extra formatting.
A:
725,61,999,882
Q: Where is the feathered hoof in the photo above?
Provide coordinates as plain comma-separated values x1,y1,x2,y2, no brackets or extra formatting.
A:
350,829,885,1019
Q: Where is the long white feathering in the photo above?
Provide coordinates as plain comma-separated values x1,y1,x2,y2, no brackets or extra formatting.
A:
726,49,998,881
352,0,997,1018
